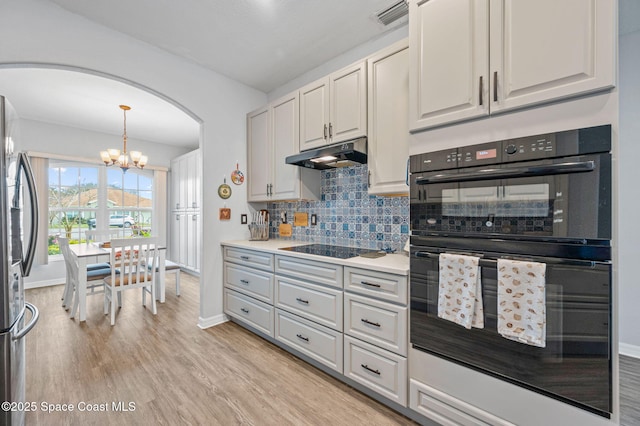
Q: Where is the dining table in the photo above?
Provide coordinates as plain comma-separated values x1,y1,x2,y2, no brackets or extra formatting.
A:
68,242,167,322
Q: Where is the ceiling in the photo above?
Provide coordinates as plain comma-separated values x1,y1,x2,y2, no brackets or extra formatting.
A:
0,68,201,147
0,0,407,148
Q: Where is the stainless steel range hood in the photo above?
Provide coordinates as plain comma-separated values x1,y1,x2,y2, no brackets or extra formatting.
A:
285,137,367,170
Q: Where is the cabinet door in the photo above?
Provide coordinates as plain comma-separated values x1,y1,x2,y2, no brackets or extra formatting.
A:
186,150,201,210
409,0,489,132
170,158,182,211
367,39,410,195
247,106,272,202
329,61,367,144
172,156,189,210
299,78,330,151
271,92,301,200
490,0,615,113
169,212,181,263
187,212,200,272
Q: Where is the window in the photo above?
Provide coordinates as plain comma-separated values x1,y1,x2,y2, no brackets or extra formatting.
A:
48,163,99,255
106,168,153,237
48,160,154,258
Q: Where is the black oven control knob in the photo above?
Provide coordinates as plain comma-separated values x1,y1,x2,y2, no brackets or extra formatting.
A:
505,144,518,155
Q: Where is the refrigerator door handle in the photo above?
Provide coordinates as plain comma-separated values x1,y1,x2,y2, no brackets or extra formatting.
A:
17,153,39,276
12,302,39,340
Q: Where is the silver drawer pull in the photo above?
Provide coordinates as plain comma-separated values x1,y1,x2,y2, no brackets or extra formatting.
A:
240,256,250,260
361,318,381,328
240,308,249,314
361,281,381,288
240,279,250,285
296,333,309,342
361,364,380,375
296,297,309,305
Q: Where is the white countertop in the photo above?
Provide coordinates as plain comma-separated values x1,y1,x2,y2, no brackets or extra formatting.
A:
221,240,409,276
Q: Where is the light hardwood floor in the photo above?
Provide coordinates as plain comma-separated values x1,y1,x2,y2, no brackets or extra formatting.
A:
24,274,415,425
24,275,640,425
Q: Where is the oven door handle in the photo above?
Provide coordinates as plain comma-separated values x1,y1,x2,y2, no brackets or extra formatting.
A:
415,160,595,184
414,250,606,268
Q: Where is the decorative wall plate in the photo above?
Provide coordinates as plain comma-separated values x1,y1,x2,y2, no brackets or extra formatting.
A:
231,163,244,185
218,183,232,199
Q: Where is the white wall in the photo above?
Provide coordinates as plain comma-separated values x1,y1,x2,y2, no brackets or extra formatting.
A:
618,27,640,353
21,118,191,168
0,0,267,327
267,24,408,101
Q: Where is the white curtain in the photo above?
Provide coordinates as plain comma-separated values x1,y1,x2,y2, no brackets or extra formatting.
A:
153,169,168,247
28,155,49,266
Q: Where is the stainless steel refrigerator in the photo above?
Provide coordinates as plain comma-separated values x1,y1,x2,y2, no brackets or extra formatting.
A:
1,95,39,426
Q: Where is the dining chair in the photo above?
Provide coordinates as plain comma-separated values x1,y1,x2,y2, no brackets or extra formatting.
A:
58,237,112,315
83,229,120,271
147,259,181,296
103,237,158,325
85,228,121,243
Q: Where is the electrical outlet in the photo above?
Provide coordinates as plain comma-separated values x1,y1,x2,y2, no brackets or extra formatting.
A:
310,214,317,226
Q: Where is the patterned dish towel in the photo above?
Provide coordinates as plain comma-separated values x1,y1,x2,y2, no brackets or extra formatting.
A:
497,259,546,347
438,253,484,329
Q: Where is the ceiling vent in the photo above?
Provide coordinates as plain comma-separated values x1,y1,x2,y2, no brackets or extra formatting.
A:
376,0,409,26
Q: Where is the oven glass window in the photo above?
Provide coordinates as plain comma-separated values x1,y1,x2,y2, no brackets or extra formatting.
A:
413,177,557,236
441,183,549,217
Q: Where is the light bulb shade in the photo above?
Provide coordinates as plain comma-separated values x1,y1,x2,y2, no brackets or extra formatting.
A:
138,155,148,167
100,151,111,164
119,153,130,167
130,150,142,163
108,148,121,161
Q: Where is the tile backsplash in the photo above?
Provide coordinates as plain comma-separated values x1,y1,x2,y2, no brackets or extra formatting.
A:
267,164,409,251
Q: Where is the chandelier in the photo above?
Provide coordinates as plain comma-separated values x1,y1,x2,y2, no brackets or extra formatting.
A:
100,105,148,172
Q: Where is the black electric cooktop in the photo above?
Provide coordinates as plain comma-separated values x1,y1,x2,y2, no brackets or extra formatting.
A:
279,244,376,259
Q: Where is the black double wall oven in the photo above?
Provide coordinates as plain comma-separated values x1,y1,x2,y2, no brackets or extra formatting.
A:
409,125,612,418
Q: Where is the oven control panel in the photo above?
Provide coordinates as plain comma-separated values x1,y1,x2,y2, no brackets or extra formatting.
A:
409,125,612,173
501,133,556,162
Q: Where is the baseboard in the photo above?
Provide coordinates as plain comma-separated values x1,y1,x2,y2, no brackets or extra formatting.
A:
619,343,640,359
25,279,63,290
198,314,228,329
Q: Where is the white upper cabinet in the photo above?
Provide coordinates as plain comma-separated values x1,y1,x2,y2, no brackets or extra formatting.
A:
367,39,410,196
247,93,320,202
490,0,615,113
409,0,616,132
300,61,367,151
171,149,201,211
247,106,272,202
271,93,302,200
299,80,330,151
409,0,489,131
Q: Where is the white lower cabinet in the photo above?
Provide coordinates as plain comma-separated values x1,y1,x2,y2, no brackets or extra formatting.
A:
344,336,407,406
344,292,407,356
224,262,274,304
221,245,411,415
275,275,343,331
224,288,274,337
343,267,409,407
409,379,514,426
275,309,343,373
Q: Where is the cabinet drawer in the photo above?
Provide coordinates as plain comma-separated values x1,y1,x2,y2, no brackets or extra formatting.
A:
410,379,515,426
224,262,274,304
344,335,407,406
275,276,342,331
223,247,274,272
224,289,274,337
276,255,343,289
275,309,343,373
344,267,407,304
344,293,407,356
